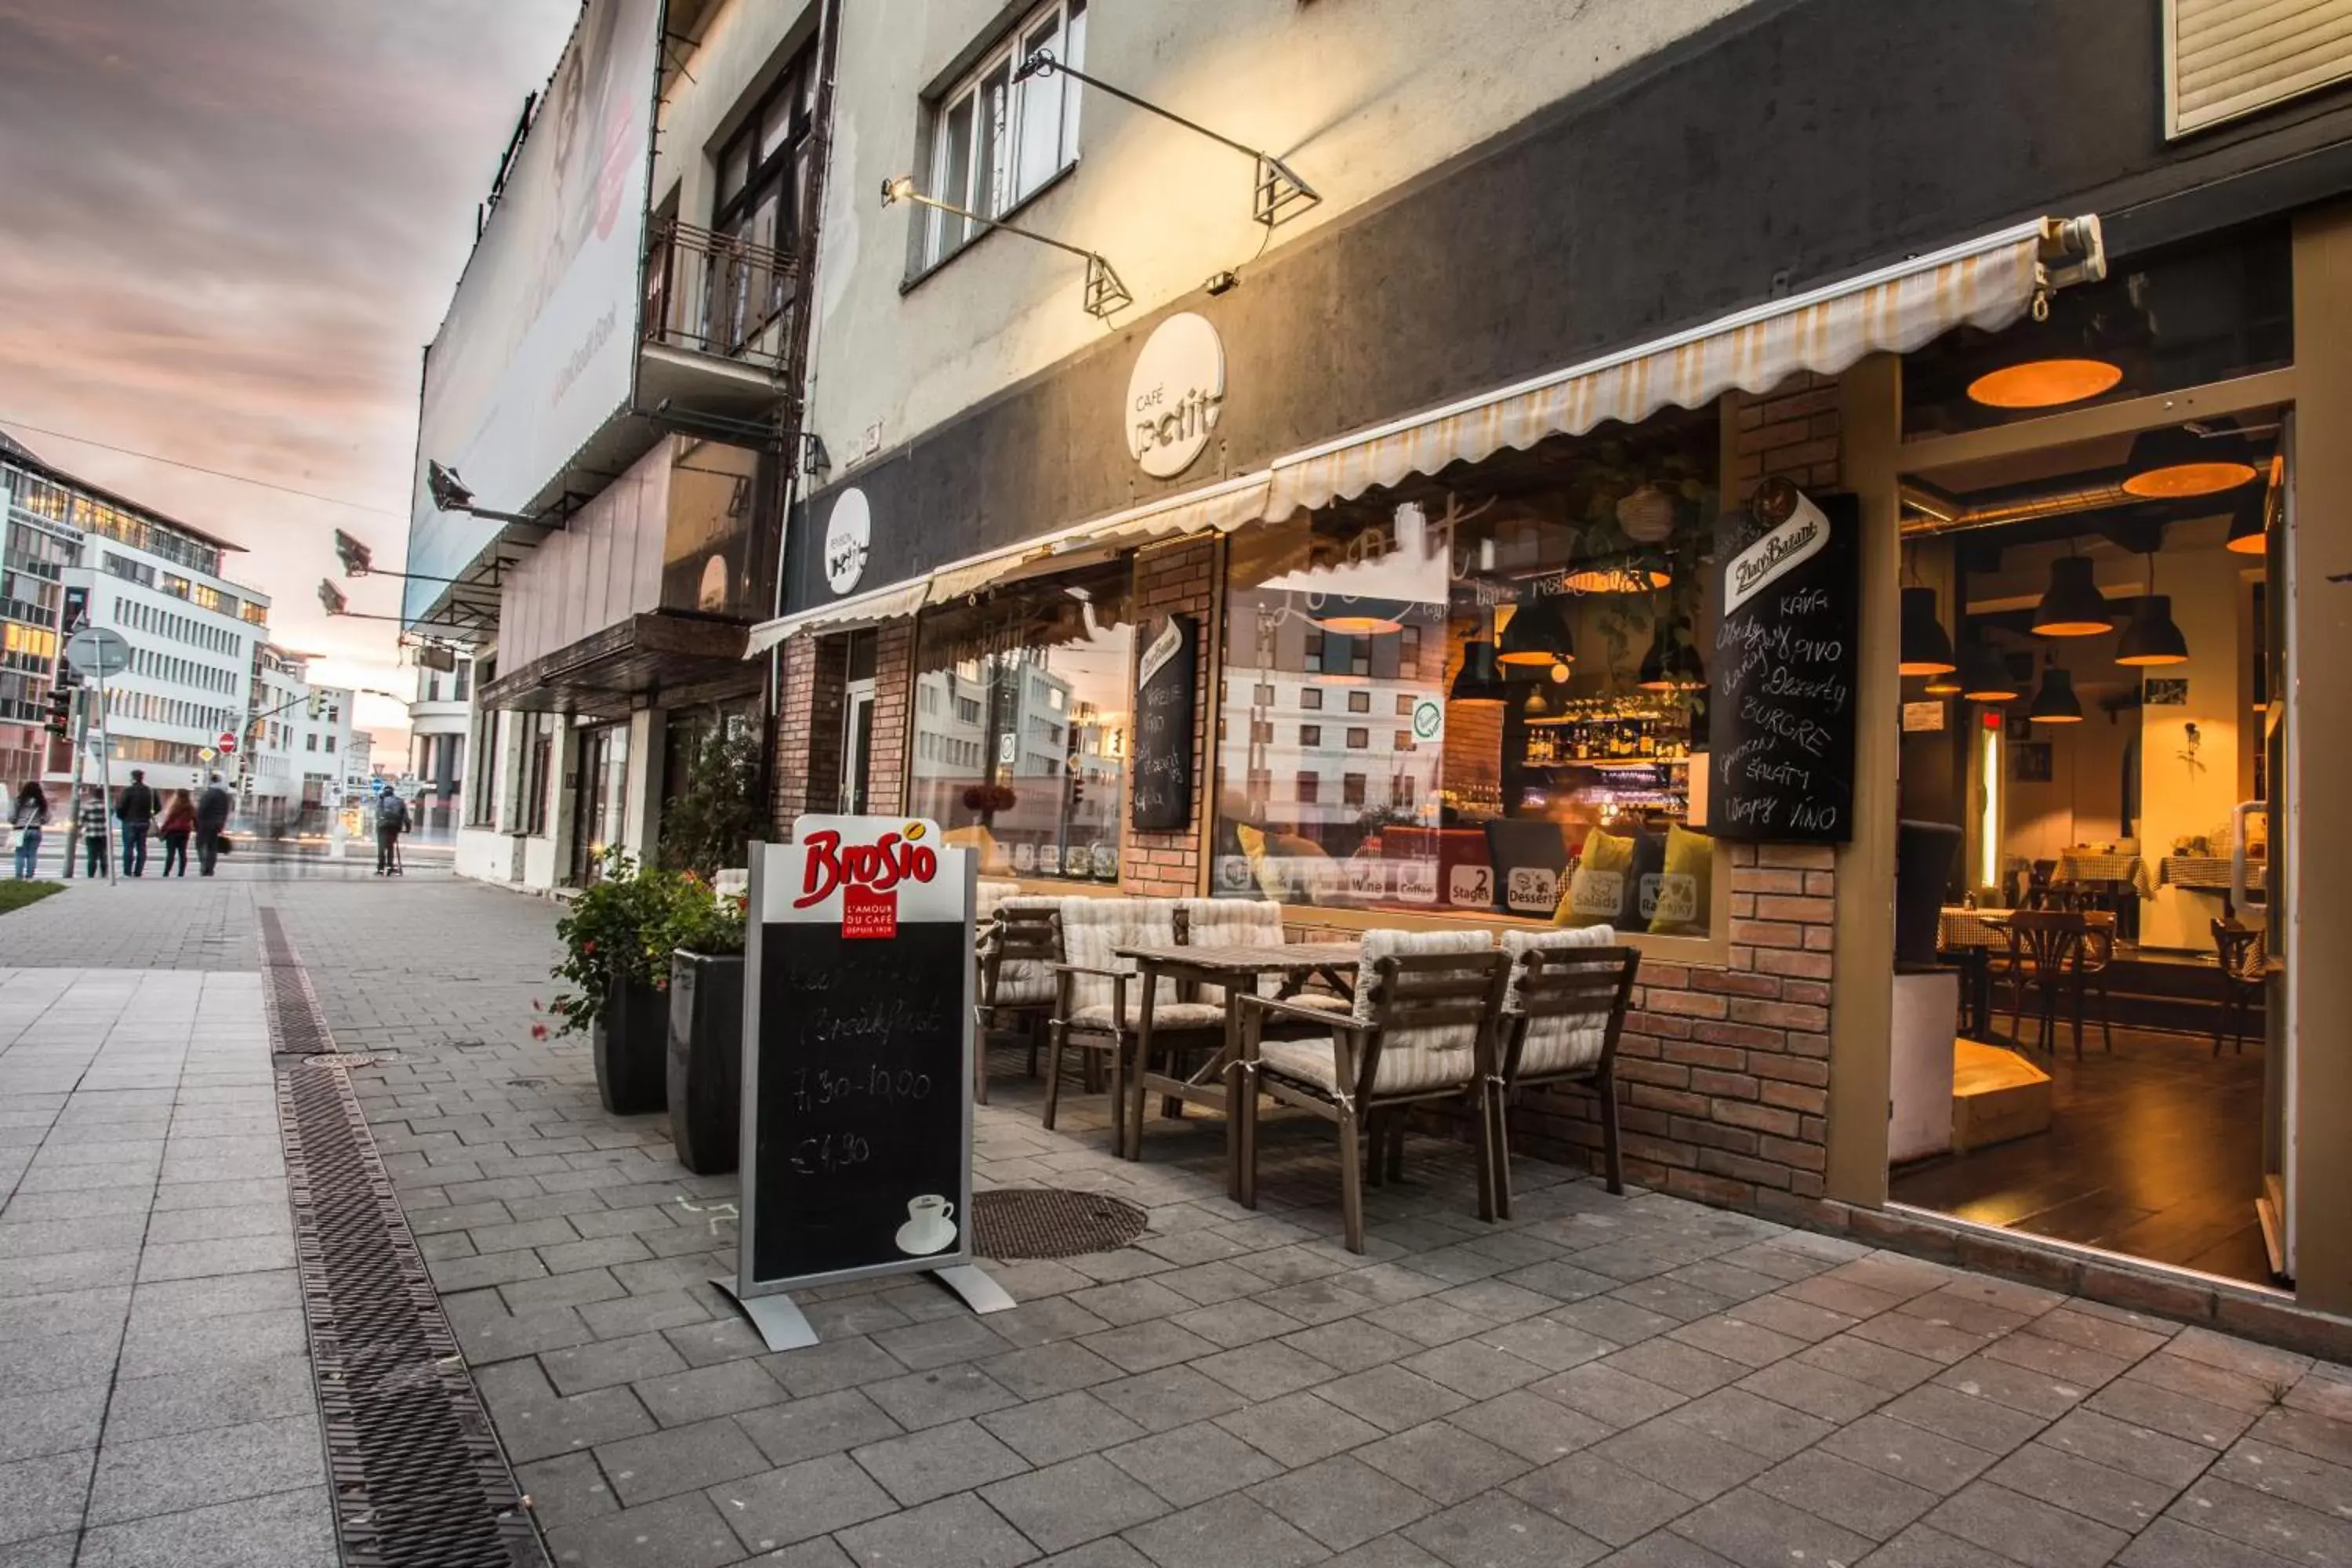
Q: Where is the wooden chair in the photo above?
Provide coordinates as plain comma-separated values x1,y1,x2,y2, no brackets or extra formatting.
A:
2211,919,2267,1058
972,902,1061,1105
1236,931,1507,1252
1495,930,1641,1209
2074,914,2118,1058
2002,910,2092,1058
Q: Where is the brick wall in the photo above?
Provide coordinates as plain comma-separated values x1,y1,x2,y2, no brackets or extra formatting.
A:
770,635,843,836
1123,537,1217,898
868,622,913,816
1515,375,1845,1211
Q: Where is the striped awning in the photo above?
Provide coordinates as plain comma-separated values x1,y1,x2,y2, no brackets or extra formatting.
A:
1261,215,2104,520
742,578,927,656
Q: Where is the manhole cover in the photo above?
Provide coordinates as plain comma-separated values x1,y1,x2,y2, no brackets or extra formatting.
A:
971,1188,1148,1259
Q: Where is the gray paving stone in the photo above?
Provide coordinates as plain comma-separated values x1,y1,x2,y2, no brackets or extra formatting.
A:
1530,1360,1689,1430
542,1329,691,1396
1599,1340,1748,1399
1924,1479,2129,1567
1400,1338,1548,1399
985,1452,1172,1552
1878,1382,2049,1457
2085,1372,2258,1450
1932,1351,2094,1421
1110,1419,1285,1506
874,1313,1017,1370
1218,1389,1385,1468
0,1380,107,1462
764,1334,912,1397
866,1362,1022,1429
1123,1491,1328,1568
74,1483,337,1568
1663,1387,1834,1461
1730,1357,1887,1425
543,1489,746,1568
514,1450,619,1528
2213,1434,2352,1516
1506,1450,1690,1546
1355,1418,1531,1504
852,1416,1030,1506
103,1356,315,1442
2117,1517,2303,1567
1193,1339,1338,1399
837,1491,1042,1568
0,1450,93,1548
1317,1365,1472,1432
1091,1366,1249,1433
1403,1489,1607,1568
1592,1412,1772,1503
2168,1472,2352,1566
0,1532,77,1568
1280,1317,1421,1374
1250,1453,1436,1552
632,1359,788,1426
85,1412,325,1525
597,1415,768,1504
980,1389,1151,1467
1750,1446,1936,1541
707,1451,898,1550
1668,1485,1873,1568
1988,1439,2187,1532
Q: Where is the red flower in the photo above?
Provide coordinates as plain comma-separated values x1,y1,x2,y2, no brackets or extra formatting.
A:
531,1023,549,1040
582,939,597,956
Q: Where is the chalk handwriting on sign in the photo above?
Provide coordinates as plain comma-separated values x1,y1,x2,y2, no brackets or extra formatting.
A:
1708,482,1859,845
1131,614,1199,832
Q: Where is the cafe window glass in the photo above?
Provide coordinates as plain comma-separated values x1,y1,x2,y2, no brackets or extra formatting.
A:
912,560,1132,881
1213,411,1719,936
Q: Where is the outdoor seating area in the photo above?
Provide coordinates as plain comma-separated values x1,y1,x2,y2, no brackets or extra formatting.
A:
974,892,1641,1254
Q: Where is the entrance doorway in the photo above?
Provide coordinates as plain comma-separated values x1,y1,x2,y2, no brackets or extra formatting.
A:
840,679,876,815
572,720,630,884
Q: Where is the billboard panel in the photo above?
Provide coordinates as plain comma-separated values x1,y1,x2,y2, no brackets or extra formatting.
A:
404,0,662,626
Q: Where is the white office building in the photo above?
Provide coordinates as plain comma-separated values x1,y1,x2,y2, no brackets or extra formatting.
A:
407,655,471,833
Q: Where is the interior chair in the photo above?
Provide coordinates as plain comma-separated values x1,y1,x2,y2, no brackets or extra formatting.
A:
972,901,1061,1105
2211,919,2267,1058
2002,909,2092,1058
1235,931,1507,1251
1494,929,1641,1210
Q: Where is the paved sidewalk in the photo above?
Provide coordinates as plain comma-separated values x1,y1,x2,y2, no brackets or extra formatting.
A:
0,966,335,1568
7,877,2352,1568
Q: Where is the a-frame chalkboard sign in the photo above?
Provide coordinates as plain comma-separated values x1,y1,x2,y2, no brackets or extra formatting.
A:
720,815,1012,1350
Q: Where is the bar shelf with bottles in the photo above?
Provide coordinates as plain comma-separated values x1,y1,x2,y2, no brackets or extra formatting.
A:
1522,697,1693,768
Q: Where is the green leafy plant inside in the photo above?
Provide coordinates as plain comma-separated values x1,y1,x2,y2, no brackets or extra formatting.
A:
659,722,761,878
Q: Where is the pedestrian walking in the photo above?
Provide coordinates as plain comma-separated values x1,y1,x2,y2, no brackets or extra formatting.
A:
158,788,195,877
194,772,233,877
374,789,409,876
115,768,156,877
10,781,48,879
77,786,109,879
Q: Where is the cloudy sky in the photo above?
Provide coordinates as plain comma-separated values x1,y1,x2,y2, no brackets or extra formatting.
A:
0,0,580,753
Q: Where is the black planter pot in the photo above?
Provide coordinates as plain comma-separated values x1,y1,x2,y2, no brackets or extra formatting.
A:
592,975,670,1116
668,950,744,1174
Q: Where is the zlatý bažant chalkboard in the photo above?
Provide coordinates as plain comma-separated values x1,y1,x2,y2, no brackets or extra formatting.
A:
1131,612,1198,832
739,818,974,1292
1708,485,1859,844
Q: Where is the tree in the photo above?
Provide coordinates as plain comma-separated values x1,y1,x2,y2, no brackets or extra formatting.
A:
659,722,761,878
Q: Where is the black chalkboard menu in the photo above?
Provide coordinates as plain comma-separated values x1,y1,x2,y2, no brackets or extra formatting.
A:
739,818,974,1291
1131,612,1199,832
1708,484,1859,844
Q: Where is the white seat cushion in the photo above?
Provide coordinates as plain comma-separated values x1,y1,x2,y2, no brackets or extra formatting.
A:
985,896,1064,1007
1258,1029,1479,1097
1058,898,1181,1013
1499,926,1617,1077
1070,1000,1229,1033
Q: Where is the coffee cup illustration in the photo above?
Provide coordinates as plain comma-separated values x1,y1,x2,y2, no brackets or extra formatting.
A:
895,1193,957,1257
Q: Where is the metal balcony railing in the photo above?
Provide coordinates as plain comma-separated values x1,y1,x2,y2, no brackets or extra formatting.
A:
642,220,798,372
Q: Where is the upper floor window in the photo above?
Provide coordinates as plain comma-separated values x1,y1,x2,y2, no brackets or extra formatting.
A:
919,0,1087,270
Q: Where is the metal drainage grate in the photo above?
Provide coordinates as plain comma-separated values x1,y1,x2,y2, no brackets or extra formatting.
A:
259,907,332,1061
971,1188,1149,1259
262,909,546,1568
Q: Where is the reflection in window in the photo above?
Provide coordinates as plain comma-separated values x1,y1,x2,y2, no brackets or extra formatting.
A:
920,0,1087,270
1213,414,1719,938
912,561,1131,881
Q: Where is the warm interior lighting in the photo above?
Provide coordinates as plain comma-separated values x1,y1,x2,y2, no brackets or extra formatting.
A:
1636,624,1706,692
2122,425,2259,499
1898,586,1957,676
1965,358,2123,409
2031,555,2114,637
1448,641,1508,706
1496,599,1572,666
1922,670,1965,695
1311,601,1406,636
2114,594,2189,666
1555,560,1671,594
2028,659,2083,723
1959,638,2020,702
1977,720,2002,890
2224,492,2270,556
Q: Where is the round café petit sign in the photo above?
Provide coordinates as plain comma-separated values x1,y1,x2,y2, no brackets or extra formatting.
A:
1126,313,1225,478
823,488,871,596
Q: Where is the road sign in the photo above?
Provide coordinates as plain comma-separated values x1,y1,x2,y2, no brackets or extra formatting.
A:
62,626,130,681
216,731,238,756
198,746,217,763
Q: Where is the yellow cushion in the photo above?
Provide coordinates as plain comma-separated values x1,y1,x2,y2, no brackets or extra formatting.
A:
1236,822,1325,901
1557,827,1633,927
1643,823,1713,937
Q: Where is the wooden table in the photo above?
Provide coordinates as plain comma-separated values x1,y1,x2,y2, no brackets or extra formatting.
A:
1936,907,2116,1044
1112,941,1361,1192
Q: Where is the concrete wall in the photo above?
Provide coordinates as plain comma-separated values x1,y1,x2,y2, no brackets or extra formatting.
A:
653,0,820,230
808,0,1753,468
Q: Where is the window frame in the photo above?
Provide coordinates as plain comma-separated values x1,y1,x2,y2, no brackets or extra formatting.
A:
908,0,1088,278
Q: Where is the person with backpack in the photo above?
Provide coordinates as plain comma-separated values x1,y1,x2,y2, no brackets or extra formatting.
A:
194,773,234,877
10,781,49,879
115,768,158,877
375,789,409,875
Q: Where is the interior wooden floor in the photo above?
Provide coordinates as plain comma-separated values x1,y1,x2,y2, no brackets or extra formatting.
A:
1890,1020,2272,1287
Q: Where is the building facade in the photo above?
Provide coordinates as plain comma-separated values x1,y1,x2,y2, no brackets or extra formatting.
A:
405,0,821,890
407,654,471,833
746,0,2352,1339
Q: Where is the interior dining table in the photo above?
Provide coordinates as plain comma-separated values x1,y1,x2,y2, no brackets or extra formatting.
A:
1936,905,2116,1042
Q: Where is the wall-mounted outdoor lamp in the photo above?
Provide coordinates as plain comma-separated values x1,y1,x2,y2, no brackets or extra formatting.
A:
1014,49,1319,227
881,176,1133,318
426,460,541,524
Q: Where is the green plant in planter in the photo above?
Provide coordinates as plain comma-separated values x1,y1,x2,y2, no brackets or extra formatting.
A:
546,851,678,1036
659,724,761,878
652,872,746,963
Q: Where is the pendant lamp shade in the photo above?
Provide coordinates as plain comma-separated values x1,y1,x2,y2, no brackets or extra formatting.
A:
2224,492,2269,556
2028,661,2083,723
1449,641,1508,705
1497,598,1573,666
1960,639,2020,702
1636,626,1707,692
1311,601,1408,635
1898,587,1957,675
1966,358,2123,409
2114,594,2189,666
2123,425,2259,499
1922,668,1964,696
2032,556,2114,637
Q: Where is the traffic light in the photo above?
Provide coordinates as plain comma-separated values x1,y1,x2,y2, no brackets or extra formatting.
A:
307,691,326,720
43,687,71,740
